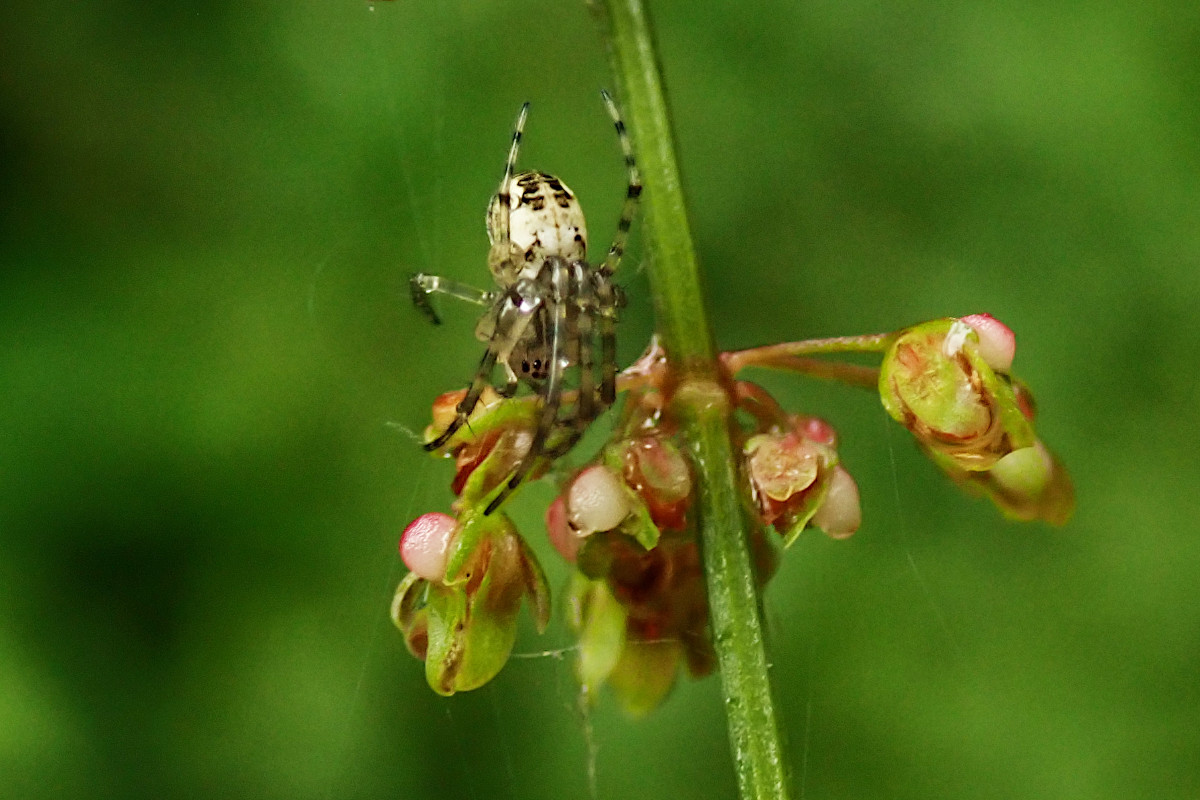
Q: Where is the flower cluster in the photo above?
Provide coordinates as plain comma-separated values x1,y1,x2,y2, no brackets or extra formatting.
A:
390,387,550,695
393,509,549,695
393,315,1073,703
878,315,1073,524
544,429,716,715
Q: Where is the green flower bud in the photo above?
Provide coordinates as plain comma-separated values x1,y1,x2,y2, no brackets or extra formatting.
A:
880,318,1036,471
881,318,1073,524
942,441,1075,525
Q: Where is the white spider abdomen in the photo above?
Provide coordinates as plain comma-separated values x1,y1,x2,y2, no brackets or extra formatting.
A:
487,171,588,282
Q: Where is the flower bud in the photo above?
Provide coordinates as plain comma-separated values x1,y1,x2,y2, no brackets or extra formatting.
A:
422,386,541,505
949,440,1075,525
618,435,692,531
568,465,632,535
399,512,457,581
545,496,583,562
744,415,847,546
990,445,1051,497
811,466,861,539
880,318,1072,524
960,313,1016,373
427,386,503,440
879,318,1036,471
391,510,550,695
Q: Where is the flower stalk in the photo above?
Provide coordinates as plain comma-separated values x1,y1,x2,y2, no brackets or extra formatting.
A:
596,0,793,797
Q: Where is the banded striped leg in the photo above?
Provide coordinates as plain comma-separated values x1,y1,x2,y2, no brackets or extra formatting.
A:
423,348,499,451
410,273,495,325
572,263,597,426
424,286,542,451
598,89,642,278
542,263,598,460
484,262,570,515
595,275,619,407
491,103,530,258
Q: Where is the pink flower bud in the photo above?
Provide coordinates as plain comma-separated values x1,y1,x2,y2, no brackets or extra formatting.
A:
960,314,1016,373
399,512,457,580
568,465,631,535
798,416,838,447
811,466,861,539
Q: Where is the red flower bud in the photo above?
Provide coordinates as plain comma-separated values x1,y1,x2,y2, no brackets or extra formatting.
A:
619,435,692,531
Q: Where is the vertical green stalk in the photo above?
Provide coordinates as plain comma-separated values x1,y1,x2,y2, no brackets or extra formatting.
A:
594,1,793,798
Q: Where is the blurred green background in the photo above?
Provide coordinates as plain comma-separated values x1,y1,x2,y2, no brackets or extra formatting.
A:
3,1,1199,798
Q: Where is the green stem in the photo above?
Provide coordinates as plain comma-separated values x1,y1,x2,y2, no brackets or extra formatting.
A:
724,332,895,374
735,355,882,390
595,1,792,798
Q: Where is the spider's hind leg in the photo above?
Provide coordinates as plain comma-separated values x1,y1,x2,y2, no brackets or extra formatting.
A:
484,263,570,515
598,89,642,279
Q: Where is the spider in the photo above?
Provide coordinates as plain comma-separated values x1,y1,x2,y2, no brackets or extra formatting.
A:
410,90,641,515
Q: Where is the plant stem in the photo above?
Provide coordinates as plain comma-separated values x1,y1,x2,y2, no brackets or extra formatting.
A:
723,332,895,374
595,1,792,798
728,355,882,389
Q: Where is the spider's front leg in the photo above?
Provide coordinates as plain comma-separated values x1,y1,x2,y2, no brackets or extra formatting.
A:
423,347,499,451
410,272,496,326
424,282,541,452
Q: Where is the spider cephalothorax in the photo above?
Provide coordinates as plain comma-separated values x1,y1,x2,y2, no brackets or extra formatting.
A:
411,91,641,514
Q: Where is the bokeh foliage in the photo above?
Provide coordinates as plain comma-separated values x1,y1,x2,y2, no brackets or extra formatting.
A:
3,1,1199,798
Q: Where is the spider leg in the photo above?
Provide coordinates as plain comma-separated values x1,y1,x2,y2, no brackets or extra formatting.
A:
598,89,642,278
425,285,542,451
539,264,598,461
572,262,597,425
542,422,587,460
410,272,496,325
498,363,519,398
595,272,619,406
492,103,530,261
423,347,499,451
484,261,570,515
